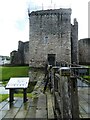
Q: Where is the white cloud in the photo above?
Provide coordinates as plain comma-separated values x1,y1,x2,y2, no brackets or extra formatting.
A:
0,0,89,56
0,0,29,56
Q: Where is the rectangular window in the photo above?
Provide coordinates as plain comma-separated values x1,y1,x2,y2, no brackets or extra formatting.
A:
44,36,48,44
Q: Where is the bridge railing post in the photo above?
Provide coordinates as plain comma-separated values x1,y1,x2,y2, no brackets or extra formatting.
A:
70,76,79,118
53,67,59,92
52,65,89,119
52,67,59,108
52,66,80,119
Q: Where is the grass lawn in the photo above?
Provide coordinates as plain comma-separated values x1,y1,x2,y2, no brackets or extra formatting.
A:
83,76,90,80
0,66,29,82
0,66,38,102
0,94,9,102
82,76,90,84
82,66,90,82
0,80,37,102
0,93,38,103
0,81,37,102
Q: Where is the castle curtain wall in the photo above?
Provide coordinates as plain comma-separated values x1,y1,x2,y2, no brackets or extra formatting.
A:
79,38,90,65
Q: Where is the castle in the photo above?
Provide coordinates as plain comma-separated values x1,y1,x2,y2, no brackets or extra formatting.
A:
10,8,90,66
28,8,78,67
10,41,29,65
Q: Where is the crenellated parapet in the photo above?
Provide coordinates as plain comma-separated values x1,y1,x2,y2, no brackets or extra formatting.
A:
28,8,72,16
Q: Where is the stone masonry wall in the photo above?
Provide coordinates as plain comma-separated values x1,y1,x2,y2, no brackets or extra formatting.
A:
79,38,90,65
29,9,72,67
10,41,29,65
71,18,79,64
24,41,29,64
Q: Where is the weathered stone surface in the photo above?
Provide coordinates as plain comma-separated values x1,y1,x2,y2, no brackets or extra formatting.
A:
10,41,29,65
29,8,78,67
79,38,90,65
71,18,79,64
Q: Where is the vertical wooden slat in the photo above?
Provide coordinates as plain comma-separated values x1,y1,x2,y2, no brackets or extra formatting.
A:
70,76,79,118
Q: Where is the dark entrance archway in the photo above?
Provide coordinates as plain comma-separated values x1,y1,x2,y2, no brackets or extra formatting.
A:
48,54,56,66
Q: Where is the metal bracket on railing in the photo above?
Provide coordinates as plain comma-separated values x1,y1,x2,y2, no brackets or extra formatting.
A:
59,67,70,76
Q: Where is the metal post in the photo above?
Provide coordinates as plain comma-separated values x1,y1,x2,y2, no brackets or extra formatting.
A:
23,88,27,102
9,89,14,107
9,89,14,103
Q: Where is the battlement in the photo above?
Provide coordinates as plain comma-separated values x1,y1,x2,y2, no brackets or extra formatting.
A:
29,8,72,16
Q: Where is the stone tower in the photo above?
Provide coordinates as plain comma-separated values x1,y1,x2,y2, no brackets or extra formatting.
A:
10,41,29,65
28,8,72,67
71,18,79,64
28,8,78,67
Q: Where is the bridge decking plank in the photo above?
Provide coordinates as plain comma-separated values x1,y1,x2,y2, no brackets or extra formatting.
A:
36,93,47,118
78,87,90,118
0,101,8,110
25,107,37,118
3,99,23,118
47,92,55,119
15,99,31,118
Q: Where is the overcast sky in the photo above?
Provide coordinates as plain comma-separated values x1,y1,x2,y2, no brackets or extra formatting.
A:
0,0,89,56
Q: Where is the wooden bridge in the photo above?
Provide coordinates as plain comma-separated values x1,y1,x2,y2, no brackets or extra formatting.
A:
0,66,90,119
